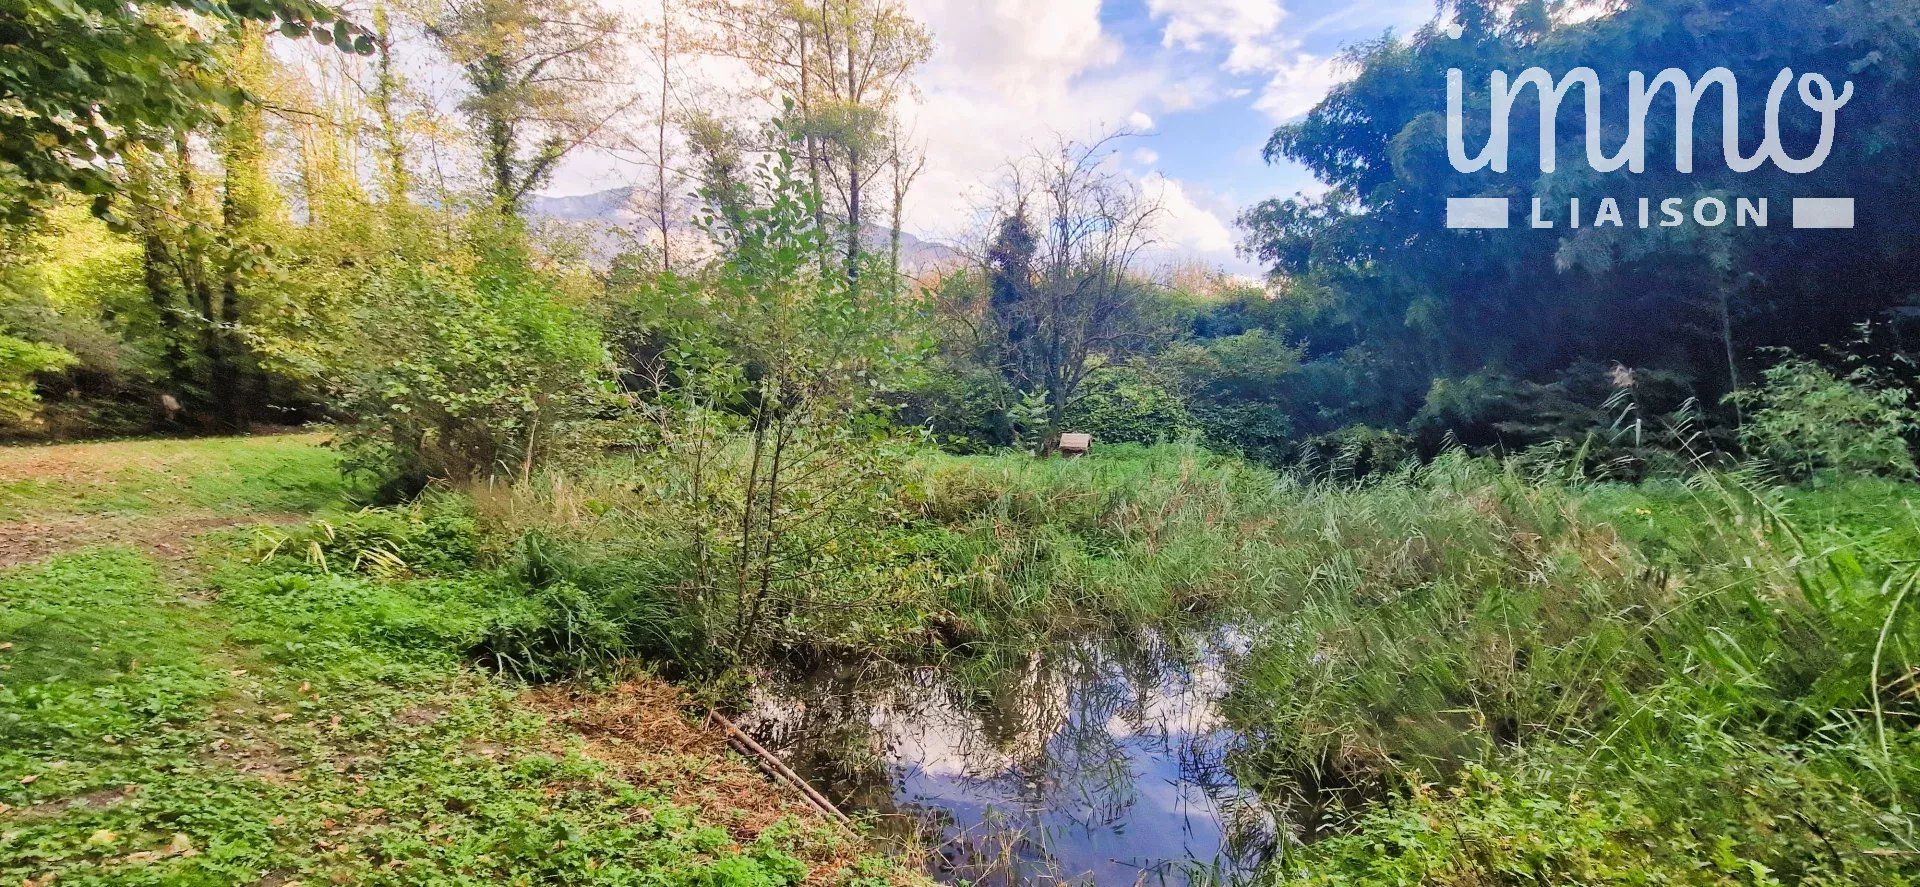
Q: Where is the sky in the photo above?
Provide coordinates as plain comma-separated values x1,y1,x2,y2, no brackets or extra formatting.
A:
544,0,1441,276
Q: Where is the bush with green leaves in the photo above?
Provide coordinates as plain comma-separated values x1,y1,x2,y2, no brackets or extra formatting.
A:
1291,424,1413,480
0,332,75,430
1061,363,1195,446
340,233,612,493
1160,330,1301,463
893,357,1013,453
1735,355,1918,480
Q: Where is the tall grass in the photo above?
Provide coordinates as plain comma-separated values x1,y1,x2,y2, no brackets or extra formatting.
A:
334,433,1919,880
1216,455,1920,882
907,441,1291,636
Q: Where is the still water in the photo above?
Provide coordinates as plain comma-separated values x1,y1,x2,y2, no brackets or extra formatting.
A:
740,632,1271,886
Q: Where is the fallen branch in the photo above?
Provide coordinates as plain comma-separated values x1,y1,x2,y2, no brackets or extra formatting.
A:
705,709,856,833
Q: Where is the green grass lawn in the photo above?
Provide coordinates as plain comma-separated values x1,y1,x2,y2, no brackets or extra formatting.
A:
0,434,894,887
0,434,349,521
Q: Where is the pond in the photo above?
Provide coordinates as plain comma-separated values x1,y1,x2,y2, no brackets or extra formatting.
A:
739,631,1273,886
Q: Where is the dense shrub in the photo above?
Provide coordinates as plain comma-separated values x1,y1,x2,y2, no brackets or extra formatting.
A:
1060,363,1194,445
255,501,699,681
1161,330,1301,463
0,333,75,430
1219,455,1920,877
1290,424,1414,479
1410,363,1718,477
893,358,1012,453
1283,736,1920,886
340,247,612,494
1735,355,1919,480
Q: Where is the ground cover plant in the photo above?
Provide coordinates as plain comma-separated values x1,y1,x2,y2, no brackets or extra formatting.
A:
0,435,912,886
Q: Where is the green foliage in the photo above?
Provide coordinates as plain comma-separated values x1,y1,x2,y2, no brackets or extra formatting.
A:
613,139,931,656
0,203,153,436
0,331,75,429
892,357,1012,453
0,0,369,222
1221,458,1920,880
262,496,480,575
254,499,702,681
1160,330,1301,463
1284,740,1920,887
685,844,807,887
1241,0,1920,440
1006,387,1052,453
1291,424,1413,480
904,441,1284,632
1736,356,1919,481
341,234,612,492
1060,363,1194,445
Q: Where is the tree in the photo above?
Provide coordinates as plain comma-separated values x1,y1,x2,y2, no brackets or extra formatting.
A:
691,0,930,281
807,0,930,283
122,25,286,430
0,0,369,222
650,140,924,651
978,135,1163,446
422,0,634,214
1240,0,1920,439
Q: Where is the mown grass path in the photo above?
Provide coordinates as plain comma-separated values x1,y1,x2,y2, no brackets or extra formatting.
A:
0,434,339,567
0,434,890,887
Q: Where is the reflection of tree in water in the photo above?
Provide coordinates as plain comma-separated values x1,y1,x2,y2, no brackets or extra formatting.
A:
741,656,899,812
741,629,1273,886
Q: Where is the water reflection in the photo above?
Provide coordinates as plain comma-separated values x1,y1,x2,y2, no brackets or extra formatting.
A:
740,632,1272,886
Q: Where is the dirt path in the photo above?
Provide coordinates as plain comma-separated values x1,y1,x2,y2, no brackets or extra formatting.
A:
0,433,332,567
0,433,326,486
0,511,306,568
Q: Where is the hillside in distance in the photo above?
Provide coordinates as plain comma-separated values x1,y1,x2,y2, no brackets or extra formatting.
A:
527,186,964,274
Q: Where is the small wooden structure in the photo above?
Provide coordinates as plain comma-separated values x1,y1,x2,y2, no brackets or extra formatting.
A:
1057,432,1092,457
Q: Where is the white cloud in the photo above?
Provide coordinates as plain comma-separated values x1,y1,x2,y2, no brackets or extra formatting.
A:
910,0,1118,93
1132,147,1160,166
897,0,1221,243
1148,0,1286,68
1251,53,1352,122
1142,0,1359,124
1144,173,1236,257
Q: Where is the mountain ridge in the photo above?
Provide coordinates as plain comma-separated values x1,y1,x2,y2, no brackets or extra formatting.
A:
526,186,964,273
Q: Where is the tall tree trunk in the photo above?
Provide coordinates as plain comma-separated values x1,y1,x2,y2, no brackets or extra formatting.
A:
141,235,191,396
1718,284,1742,427
372,2,410,206
477,56,518,213
169,131,230,429
841,26,861,285
655,0,674,271
210,24,275,431
799,14,825,233
846,145,861,285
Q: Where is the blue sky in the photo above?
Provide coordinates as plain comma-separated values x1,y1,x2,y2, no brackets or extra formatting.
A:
891,0,1438,274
